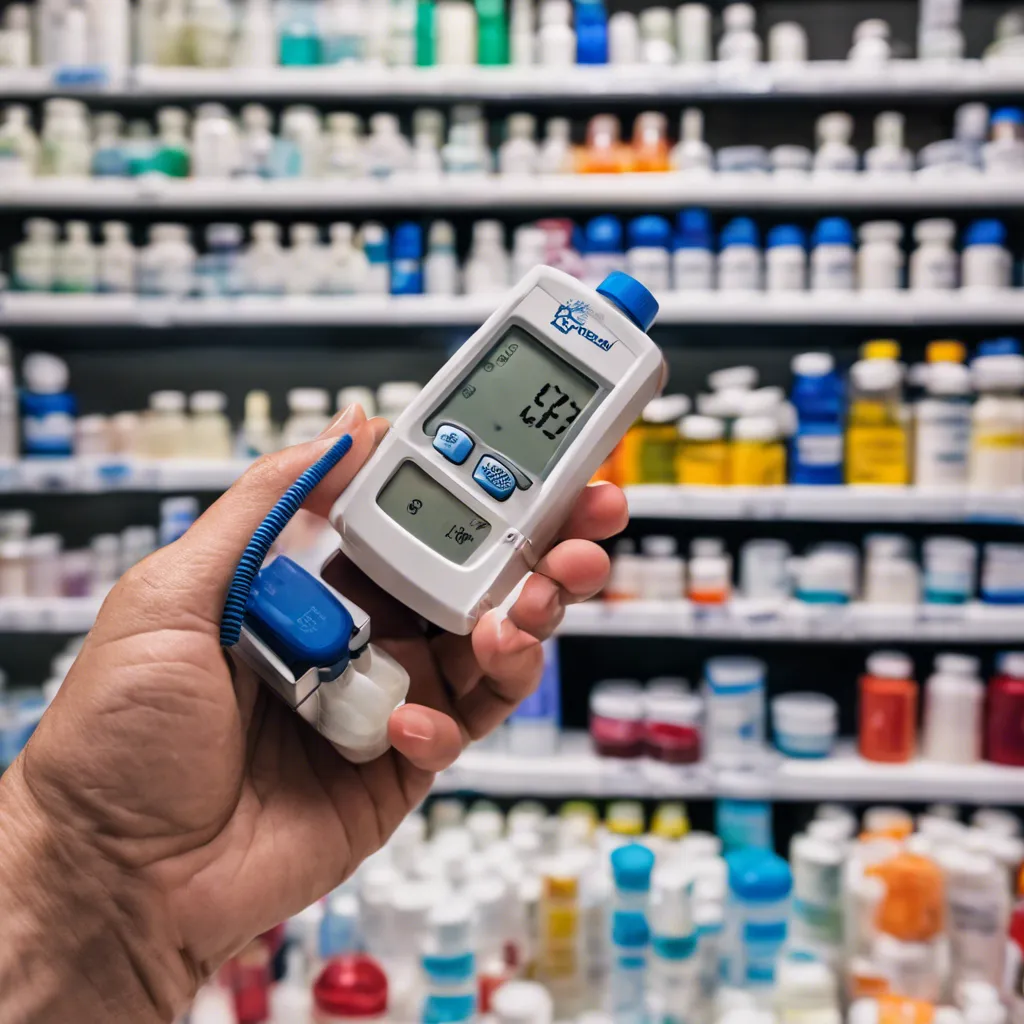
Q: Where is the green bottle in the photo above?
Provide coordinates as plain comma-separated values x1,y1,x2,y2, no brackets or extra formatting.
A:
416,0,435,66
476,0,508,65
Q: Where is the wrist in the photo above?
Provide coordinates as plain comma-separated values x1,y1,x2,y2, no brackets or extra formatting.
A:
0,761,192,1024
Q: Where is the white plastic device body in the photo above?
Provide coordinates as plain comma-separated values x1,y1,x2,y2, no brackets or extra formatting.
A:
330,265,665,634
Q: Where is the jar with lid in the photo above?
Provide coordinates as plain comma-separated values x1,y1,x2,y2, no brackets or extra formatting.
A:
590,679,645,759
189,391,233,459
858,651,918,763
645,688,703,764
143,390,189,458
677,415,729,486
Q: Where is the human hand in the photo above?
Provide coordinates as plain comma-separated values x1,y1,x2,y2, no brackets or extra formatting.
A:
0,404,628,1023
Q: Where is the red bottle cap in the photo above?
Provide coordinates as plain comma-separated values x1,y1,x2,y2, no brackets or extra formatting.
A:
314,956,388,1018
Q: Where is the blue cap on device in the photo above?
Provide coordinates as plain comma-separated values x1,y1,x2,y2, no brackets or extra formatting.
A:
676,208,713,250
628,215,672,250
586,215,623,254
597,271,660,332
965,219,1007,247
812,217,854,247
246,556,354,679
720,217,759,249
767,225,806,250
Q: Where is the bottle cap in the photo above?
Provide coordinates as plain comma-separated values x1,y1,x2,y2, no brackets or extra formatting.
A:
816,111,854,143
427,220,455,249
964,219,1007,247
732,415,779,442
719,217,759,249
642,394,691,423
859,220,903,244
149,390,187,413
926,340,967,363
627,215,672,250
812,217,854,247
999,652,1024,679
977,337,1022,356
925,362,971,396
709,365,758,391
22,353,69,394
492,981,554,1024
726,849,793,902
641,535,678,557
866,650,913,680
766,225,805,250
675,208,713,250
991,107,1024,126
705,656,766,689
313,956,388,1018
392,222,423,260
245,390,272,420
585,216,624,255
914,218,957,244
723,2,756,30
861,339,902,361
596,271,660,332
934,653,980,677
287,388,330,414
791,352,835,377
680,414,725,441
190,390,228,414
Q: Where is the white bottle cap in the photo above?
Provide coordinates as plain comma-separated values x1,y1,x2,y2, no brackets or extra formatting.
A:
816,111,854,144
242,103,273,130
850,358,901,392
709,365,758,391
792,351,835,377
337,386,376,417
859,220,903,244
914,218,957,244
26,218,58,241
252,221,282,244
723,2,756,30
371,112,401,135
287,388,329,414
545,116,571,141
732,415,778,442
854,18,890,42
290,223,320,246
874,111,906,148
681,414,725,442
705,656,766,689
428,220,456,249
866,651,913,679
149,390,187,413
245,390,271,421
492,982,554,1024
190,390,228,414
926,362,971,396
23,353,69,394
642,535,678,558
643,394,691,423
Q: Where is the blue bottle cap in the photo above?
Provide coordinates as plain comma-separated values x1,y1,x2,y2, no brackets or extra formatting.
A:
585,215,623,254
675,208,712,250
597,271,660,331
811,217,854,247
392,222,423,260
977,337,1022,356
719,217,759,250
612,910,650,949
767,225,806,250
726,849,793,903
628,215,672,251
992,107,1024,125
964,219,1007,247
610,843,656,892
575,1,609,64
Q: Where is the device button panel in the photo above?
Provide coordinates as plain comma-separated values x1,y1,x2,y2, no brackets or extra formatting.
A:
432,424,475,466
473,455,517,501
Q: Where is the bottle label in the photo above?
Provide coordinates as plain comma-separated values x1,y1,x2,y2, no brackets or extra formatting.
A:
915,411,971,486
678,442,729,486
914,254,958,290
24,413,74,456
846,425,908,485
812,251,855,290
673,250,714,291
795,432,843,468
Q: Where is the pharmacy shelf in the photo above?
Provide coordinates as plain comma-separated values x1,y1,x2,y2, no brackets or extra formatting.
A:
559,601,1024,642
5,61,1024,100
0,458,249,494
5,176,1024,211
435,734,1024,803
5,293,1024,328
9,595,1023,638
626,485,1024,524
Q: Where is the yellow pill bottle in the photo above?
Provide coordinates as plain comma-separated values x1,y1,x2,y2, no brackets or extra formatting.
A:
846,358,909,485
677,414,729,485
731,414,787,485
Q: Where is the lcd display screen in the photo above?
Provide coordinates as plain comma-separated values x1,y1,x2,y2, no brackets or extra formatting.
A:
425,326,600,479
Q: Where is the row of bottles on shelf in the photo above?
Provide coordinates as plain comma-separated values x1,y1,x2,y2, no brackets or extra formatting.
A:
7,0,1023,75
0,496,196,601
601,341,1024,493
179,794,1024,1023
583,650,1024,770
6,212,1022,301
0,344,421,460
603,532,1024,610
3,101,1022,182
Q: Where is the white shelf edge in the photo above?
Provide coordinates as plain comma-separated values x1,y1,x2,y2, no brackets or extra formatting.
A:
4,175,1024,210
558,601,1024,642
435,734,1024,804
4,293,1024,327
626,485,1024,524
4,60,1024,99
0,458,250,494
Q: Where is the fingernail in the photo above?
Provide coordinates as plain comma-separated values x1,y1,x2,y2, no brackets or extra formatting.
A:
318,403,364,438
401,706,436,743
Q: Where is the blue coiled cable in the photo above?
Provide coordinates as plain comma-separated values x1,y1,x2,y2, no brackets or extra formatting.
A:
219,434,355,649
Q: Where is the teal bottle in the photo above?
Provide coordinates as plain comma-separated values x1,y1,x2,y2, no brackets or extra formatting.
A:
416,0,435,66
476,0,508,65
279,0,322,65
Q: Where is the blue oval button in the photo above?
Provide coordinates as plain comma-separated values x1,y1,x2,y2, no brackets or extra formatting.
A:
432,424,474,465
473,455,516,501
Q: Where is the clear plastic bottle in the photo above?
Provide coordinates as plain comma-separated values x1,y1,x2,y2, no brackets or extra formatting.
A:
910,218,959,291
282,388,330,446
56,220,97,293
813,112,858,175
363,112,411,179
325,221,369,295
238,390,277,458
278,0,321,65
286,222,326,296
188,391,233,459
143,390,189,458
846,358,909,486
858,221,904,291
0,104,39,182
238,103,276,180
970,339,1024,491
670,108,713,174
244,221,286,296
498,112,539,175
539,116,573,175
13,218,58,292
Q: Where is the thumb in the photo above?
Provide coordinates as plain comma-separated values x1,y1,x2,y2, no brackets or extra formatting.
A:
117,405,390,629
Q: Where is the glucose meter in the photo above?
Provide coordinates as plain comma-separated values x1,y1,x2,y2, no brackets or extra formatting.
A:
330,266,665,634
223,267,663,762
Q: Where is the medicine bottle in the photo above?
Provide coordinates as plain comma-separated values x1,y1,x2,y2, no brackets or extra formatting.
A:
312,955,390,1022
915,361,972,489
641,535,687,601
703,657,766,768
626,215,672,294
810,217,855,291
813,112,858,175
539,117,573,175
498,112,539,176
961,219,1012,291
865,112,913,175
677,415,729,486
13,218,58,292
605,539,644,602
624,395,691,485
608,10,640,63
768,21,808,63
718,217,763,292
645,690,703,765
730,415,785,486
671,108,713,174
189,390,233,459
98,221,136,294
283,388,331,447
639,7,676,64
55,220,98,294
673,208,715,291
986,652,1024,766
581,216,626,290
632,111,671,173
846,358,909,486
590,679,646,759
718,3,761,63
21,353,75,459
765,225,807,292
790,352,844,485
143,390,189,459
0,104,39,181
858,651,917,763
909,219,958,291
969,339,1024,491
921,536,977,605
770,145,812,177
677,3,712,63
688,537,733,606
983,107,1024,175
538,0,576,67
857,221,904,291
848,18,891,64
921,653,983,764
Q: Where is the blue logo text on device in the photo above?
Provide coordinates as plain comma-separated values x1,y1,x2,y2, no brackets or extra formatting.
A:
551,300,616,352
